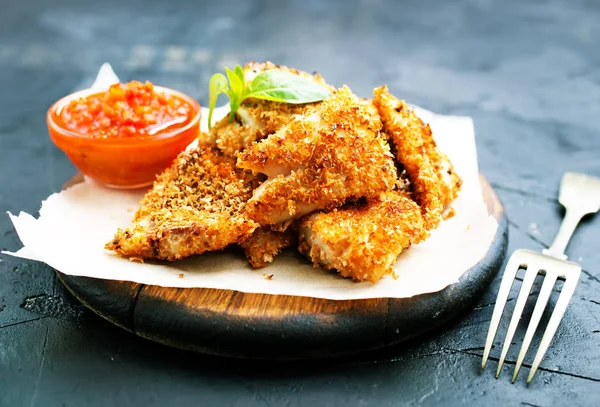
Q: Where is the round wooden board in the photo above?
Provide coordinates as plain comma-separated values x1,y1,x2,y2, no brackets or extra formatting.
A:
57,175,507,360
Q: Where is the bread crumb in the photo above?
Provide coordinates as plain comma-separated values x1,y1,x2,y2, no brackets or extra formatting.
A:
179,273,184,279
263,273,274,280
443,207,456,220
465,224,471,231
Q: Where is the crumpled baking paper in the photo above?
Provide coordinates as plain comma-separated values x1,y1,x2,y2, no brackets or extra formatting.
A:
3,64,498,300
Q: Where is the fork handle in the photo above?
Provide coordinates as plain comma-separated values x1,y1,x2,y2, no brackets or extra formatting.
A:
543,208,586,260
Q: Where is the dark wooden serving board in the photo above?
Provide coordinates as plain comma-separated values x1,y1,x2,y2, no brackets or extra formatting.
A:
57,175,507,360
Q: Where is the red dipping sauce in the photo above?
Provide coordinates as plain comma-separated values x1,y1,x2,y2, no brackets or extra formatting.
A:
48,81,201,189
59,81,194,139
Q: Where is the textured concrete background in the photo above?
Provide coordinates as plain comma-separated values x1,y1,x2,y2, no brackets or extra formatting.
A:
1,0,599,406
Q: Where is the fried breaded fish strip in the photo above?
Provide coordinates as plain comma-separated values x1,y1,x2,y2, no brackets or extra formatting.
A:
236,86,398,227
240,227,297,268
373,86,462,230
298,191,425,283
201,61,334,157
105,147,258,261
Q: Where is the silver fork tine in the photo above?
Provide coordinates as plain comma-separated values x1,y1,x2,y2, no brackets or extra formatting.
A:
482,255,524,369
495,264,539,378
512,272,558,382
527,271,580,383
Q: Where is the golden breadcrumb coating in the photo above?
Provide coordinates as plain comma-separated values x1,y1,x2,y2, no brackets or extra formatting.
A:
199,61,334,157
206,100,317,157
359,97,380,120
241,227,297,268
298,191,425,283
236,86,398,226
373,86,462,230
105,147,258,261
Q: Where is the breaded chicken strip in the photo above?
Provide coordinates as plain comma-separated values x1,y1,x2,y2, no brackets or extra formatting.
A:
201,62,334,265
208,100,316,157
105,147,258,261
236,86,398,227
298,191,425,282
373,86,462,230
201,61,334,157
240,227,297,268
298,90,461,282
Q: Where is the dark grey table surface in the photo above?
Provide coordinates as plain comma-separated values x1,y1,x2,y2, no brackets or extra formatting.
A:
1,0,600,406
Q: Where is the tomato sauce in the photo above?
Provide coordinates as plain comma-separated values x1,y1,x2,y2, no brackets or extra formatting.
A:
57,81,194,139
47,81,201,189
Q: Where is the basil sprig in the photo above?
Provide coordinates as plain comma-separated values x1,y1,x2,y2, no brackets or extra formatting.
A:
208,65,331,128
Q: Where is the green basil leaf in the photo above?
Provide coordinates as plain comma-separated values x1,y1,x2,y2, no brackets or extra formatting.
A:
208,73,229,130
207,66,331,124
245,70,331,104
234,65,245,88
225,67,244,121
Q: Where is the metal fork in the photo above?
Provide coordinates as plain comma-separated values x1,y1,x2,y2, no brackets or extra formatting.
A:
482,172,600,383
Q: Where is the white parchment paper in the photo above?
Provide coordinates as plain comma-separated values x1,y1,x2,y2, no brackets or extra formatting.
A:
3,64,498,300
